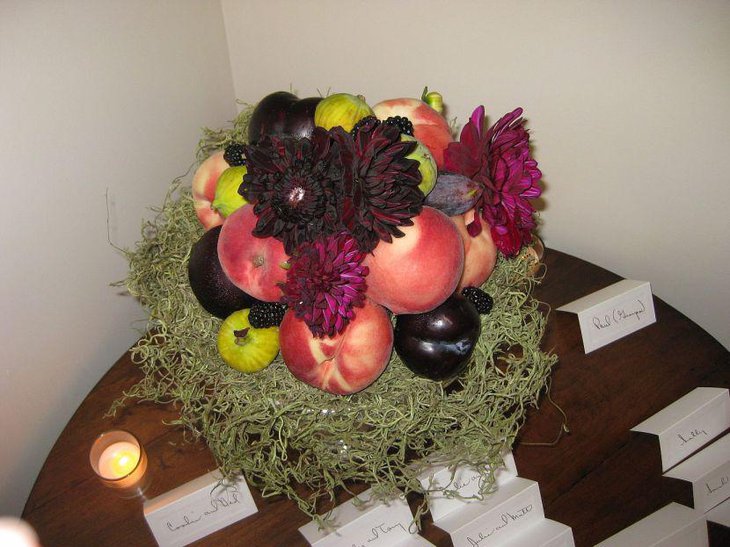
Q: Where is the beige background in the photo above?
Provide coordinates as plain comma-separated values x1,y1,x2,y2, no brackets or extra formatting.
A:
2,0,728,518
0,1,236,516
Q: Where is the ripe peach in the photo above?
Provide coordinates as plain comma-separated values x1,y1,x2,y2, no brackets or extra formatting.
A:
217,205,289,302
372,98,453,169
280,298,393,395
192,150,227,230
452,208,498,289
363,206,464,315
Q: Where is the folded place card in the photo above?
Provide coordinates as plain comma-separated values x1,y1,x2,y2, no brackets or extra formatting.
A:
706,497,730,527
433,476,544,547
556,279,656,353
664,433,730,513
501,518,575,547
631,387,730,471
298,488,433,546
418,452,518,522
596,502,707,547
143,470,257,547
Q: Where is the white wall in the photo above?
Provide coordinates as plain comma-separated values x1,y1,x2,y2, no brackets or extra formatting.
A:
0,1,235,516
222,0,730,348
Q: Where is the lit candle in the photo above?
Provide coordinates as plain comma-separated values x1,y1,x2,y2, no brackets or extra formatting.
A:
97,441,140,479
89,430,151,498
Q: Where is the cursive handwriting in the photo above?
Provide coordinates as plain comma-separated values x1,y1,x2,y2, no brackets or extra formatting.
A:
501,504,533,524
613,299,646,323
466,504,534,545
349,521,409,546
593,314,612,330
677,428,708,446
467,530,496,546
366,521,407,542
204,486,241,515
592,299,647,330
452,473,480,492
166,485,242,533
706,475,729,495
167,513,202,532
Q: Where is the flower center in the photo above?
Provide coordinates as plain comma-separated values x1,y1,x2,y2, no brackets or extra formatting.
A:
288,185,306,207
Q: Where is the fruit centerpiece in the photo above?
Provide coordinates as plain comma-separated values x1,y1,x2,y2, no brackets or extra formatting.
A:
117,87,557,519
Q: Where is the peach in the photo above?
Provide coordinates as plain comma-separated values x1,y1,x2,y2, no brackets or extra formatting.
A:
452,208,498,289
363,206,464,315
280,298,393,395
192,150,227,230
372,98,453,169
217,205,289,302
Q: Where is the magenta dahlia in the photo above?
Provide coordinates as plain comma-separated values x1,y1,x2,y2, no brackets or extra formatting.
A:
280,232,368,338
332,119,424,253
241,127,343,254
444,106,542,257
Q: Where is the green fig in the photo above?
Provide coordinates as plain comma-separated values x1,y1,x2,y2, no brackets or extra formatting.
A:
402,135,437,196
212,166,248,218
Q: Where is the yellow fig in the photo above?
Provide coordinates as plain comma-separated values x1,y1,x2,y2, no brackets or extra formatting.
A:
314,93,373,132
217,309,279,373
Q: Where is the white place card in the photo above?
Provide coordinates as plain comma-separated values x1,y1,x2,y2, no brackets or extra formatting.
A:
596,502,707,547
556,279,656,353
706,496,730,527
418,452,518,521
664,433,730,513
501,518,575,547
143,470,257,547
433,476,544,547
632,387,730,471
298,488,432,546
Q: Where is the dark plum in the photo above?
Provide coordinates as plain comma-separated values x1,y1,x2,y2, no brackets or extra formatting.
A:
248,91,321,143
247,91,297,143
394,294,481,382
188,225,260,319
284,96,322,139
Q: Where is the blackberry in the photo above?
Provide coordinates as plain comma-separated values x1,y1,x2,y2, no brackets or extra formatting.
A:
223,143,246,166
248,302,287,328
461,287,494,315
350,115,380,137
383,116,414,136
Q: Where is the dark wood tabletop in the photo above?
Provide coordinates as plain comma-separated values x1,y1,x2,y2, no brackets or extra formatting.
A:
23,249,730,547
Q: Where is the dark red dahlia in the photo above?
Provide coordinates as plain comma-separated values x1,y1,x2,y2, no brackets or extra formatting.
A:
280,232,368,338
444,106,542,257
331,119,424,253
241,127,343,254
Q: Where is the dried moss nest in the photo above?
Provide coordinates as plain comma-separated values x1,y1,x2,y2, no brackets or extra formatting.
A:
114,105,557,519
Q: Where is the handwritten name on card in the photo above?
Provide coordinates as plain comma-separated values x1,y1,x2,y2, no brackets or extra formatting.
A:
299,488,428,547
463,503,536,546
557,280,656,353
664,433,730,513
143,471,257,547
436,477,544,547
706,475,729,498
418,452,518,522
632,387,730,471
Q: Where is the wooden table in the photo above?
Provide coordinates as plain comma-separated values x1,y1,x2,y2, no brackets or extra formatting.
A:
23,249,730,546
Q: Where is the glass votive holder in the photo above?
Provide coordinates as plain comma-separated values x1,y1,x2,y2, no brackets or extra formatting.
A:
89,429,151,499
